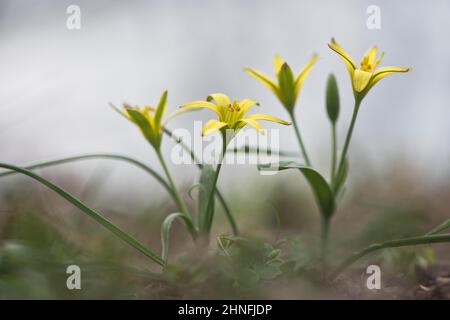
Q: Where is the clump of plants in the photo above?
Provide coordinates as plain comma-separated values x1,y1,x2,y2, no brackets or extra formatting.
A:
1,38,449,293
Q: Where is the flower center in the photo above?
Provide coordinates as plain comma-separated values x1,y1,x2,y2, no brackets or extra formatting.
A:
223,100,242,124
360,58,374,72
227,100,241,112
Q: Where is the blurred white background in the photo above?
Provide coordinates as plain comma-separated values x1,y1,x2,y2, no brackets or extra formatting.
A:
0,0,449,204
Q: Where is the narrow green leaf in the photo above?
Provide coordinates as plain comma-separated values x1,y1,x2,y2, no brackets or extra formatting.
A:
427,218,450,235
161,212,192,262
331,233,450,281
197,164,216,233
0,153,175,201
0,162,164,266
259,161,335,218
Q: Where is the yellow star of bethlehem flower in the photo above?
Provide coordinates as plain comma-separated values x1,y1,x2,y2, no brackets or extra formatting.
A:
111,91,170,150
244,54,318,113
328,38,410,97
180,93,290,136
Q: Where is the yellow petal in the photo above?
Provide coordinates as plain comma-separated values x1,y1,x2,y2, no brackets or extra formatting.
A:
328,38,357,77
202,119,228,136
295,53,318,95
244,67,280,97
367,66,410,91
352,69,373,92
374,51,385,69
238,98,259,116
273,54,285,75
238,118,264,132
206,93,231,109
179,100,222,118
245,113,291,125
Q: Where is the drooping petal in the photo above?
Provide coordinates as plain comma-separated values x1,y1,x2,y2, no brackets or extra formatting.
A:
154,90,168,128
273,54,285,75
244,67,280,97
295,53,318,95
352,69,373,92
179,100,222,118
162,106,203,126
367,66,410,91
237,118,264,132
245,113,291,125
238,98,259,117
202,119,228,136
206,93,231,109
328,38,357,77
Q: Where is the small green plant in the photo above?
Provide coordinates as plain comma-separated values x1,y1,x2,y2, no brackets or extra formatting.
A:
1,37,449,290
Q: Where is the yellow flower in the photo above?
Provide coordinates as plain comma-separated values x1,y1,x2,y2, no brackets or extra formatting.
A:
328,38,410,97
111,90,169,149
245,54,318,113
180,93,290,136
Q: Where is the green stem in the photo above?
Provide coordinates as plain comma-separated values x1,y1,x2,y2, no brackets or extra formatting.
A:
202,131,228,238
0,162,164,266
330,122,337,184
333,98,361,192
329,233,450,281
164,128,238,235
290,113,311,167
155,149,197,239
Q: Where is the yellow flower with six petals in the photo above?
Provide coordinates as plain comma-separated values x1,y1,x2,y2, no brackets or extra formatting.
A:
111,91,169,150
328,38,410,98
245,54,318,113
180,93,290,136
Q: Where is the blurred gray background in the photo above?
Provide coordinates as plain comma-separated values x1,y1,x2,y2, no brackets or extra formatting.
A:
0,0,449,202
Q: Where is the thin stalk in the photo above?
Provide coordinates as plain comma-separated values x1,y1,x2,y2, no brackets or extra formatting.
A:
202,132,228,238
155,149,197,239
0,162,164,266
330,122,337,184
329,233,450,281
333,98,361,192
164,128,238,235
290,113,311,166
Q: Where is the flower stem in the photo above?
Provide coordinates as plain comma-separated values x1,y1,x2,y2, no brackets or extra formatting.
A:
202,132,228,239
333,98,361,192
330,122,337,184
290,113,311,166
155,149,197,238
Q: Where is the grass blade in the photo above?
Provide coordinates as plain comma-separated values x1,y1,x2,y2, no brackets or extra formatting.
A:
161,212,195,262
330,233,450,281
0,153,175,200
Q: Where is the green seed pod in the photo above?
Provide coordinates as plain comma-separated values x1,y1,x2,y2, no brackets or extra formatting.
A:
326,73,340,123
